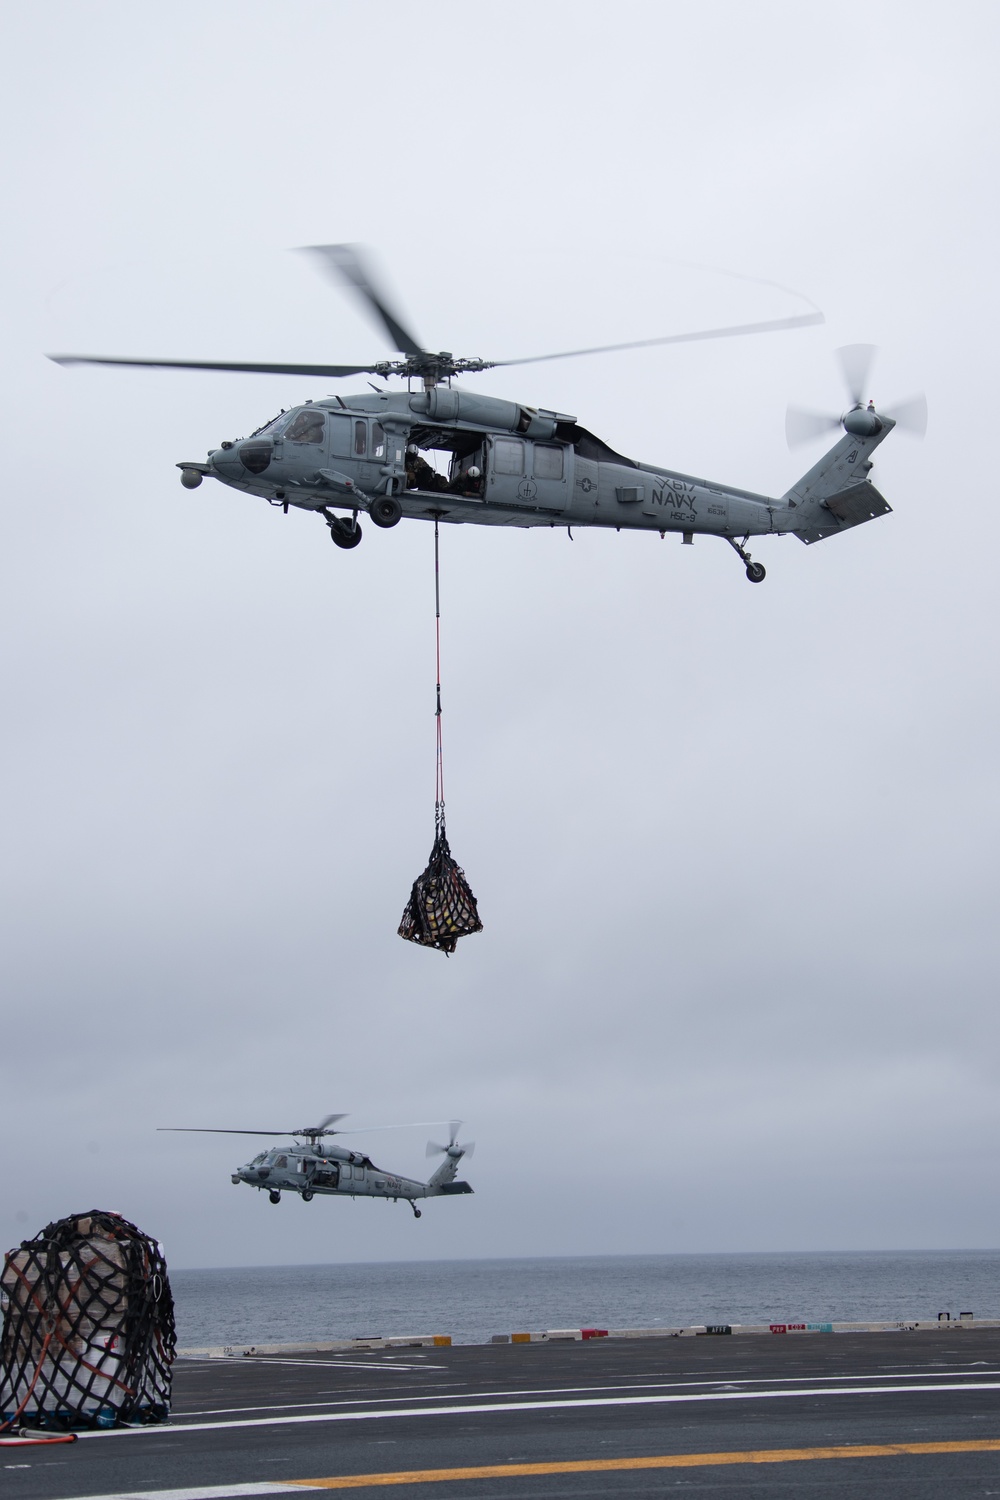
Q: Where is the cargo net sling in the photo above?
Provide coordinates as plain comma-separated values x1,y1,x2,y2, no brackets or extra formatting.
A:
0,1211,175,1432
398,810,482,955
398,520,483,955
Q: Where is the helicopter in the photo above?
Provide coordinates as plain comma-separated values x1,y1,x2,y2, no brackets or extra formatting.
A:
49,246,926,583
159,1114,473,1218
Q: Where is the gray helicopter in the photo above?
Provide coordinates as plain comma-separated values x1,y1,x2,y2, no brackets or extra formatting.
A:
50,246,926,582
159,1114,473,1217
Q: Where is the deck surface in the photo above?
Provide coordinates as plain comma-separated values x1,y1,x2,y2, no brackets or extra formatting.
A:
4,1328,1000,1498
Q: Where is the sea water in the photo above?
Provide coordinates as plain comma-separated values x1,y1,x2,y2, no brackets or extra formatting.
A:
170,1250,1000,1348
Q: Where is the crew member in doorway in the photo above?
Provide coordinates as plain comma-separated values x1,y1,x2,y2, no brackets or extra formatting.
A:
451,464,482,497
405,444,445,491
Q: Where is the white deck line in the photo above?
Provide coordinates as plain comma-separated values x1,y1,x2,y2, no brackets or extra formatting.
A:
75,1379,1000,1440
175,1367,1000,1417
16,1489,318,1500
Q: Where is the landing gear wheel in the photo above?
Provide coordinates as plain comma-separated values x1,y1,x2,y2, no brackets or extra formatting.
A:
329,517,363,549
301,1190,314,1202
369,496,402,529
726,536,766,582
268,1191,281,1205
414,1209,421,1219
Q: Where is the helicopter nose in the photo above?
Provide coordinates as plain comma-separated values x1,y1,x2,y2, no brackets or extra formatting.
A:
209,446,242,478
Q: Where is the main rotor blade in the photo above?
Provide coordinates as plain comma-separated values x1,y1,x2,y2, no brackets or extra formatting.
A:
49,354,379,378
157,1128,298,1136
785,405,842,448
302,244,425,358
493,311,824,370
298,1113,349,1134
336,1119,462,1136
882,391,928,437
837,343,877,407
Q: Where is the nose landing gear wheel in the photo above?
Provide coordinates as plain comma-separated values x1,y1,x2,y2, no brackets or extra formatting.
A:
369,496,402,528
268,1191,281,1205
745,562,766,583
329,517,363,549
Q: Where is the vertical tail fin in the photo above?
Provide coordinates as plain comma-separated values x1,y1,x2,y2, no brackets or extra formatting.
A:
428,1149,464,1190
784,418,895,544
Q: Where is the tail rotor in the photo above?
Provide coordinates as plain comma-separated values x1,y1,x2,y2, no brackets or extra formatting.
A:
786,345,927,448
426,1121,475,1159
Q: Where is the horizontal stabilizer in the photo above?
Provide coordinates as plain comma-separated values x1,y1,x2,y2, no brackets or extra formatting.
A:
797,480,892,545
437,1181,474,1195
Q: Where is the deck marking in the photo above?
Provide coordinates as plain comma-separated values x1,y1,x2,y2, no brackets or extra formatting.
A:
46,1487,319,1500
181,1359,442,1374
289,1441,1000,1487
74,1378,1000,1439
174,1366,1000,1419
44,1444,1000,1498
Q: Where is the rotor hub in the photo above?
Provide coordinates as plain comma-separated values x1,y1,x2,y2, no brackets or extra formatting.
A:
843,404,882,437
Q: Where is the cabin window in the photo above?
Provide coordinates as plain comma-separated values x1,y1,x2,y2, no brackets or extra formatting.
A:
371,422,386,459
494,438,524,476
328,414,352,456
286,409,325,444
533,444,564,480
354,420,367,456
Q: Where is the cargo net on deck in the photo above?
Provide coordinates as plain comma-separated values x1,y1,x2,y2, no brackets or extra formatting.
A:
0,1210,175,1432
398,818,483,955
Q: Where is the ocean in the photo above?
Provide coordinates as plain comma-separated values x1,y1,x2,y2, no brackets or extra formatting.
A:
170,1250,1000,1348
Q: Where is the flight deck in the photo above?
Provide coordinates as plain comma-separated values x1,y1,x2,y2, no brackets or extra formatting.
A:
4,1327,1000,1500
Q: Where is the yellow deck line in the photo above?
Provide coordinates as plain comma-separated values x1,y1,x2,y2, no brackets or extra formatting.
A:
290,1438,1000,1488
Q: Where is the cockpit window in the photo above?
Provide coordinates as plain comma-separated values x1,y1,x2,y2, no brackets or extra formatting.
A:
286,409,326,444
254,411,292,437
275,1154,288,1169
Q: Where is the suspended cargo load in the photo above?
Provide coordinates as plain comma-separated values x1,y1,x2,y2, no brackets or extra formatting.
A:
398,519,483,954
399,822,483,955
0,1210,175,1432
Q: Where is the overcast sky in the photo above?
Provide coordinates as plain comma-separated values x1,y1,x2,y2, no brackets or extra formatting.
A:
1,1,998,1271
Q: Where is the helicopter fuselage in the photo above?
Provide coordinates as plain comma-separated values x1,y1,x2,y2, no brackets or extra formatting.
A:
231,1138,473,1207
180,387,896,568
